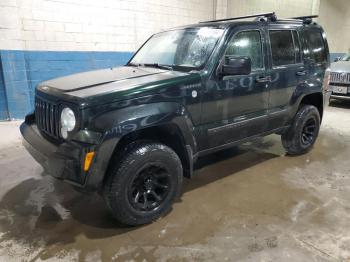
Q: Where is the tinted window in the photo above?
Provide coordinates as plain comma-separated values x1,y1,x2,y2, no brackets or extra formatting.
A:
226,31,263,70
302,29,327,63
269,30,295,66
292,31,302,63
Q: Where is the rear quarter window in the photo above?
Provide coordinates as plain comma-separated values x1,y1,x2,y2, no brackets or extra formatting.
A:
301,29,327,63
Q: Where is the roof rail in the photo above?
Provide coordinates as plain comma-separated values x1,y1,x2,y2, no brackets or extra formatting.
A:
200,12,277,23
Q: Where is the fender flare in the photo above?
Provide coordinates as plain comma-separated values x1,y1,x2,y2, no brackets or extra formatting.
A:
290,83,323,117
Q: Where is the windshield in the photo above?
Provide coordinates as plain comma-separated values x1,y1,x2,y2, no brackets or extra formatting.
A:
341,54,350,61
130,27,224,70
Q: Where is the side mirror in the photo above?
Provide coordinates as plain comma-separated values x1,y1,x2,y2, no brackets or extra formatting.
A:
334,57,341,62
219,55,251,77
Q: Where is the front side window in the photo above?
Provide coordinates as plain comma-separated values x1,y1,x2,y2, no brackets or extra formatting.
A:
225,30,263,70
269,30,295,66
130,27,224,70
301,29,327,63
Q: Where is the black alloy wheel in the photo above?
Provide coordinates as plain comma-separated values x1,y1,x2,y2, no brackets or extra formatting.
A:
103,142,183,226
300,117,317,146
281,105,321,155
128,164,171,212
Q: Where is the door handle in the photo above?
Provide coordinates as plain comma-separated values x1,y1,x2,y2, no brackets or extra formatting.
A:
296,70,307,76
255,76,271,83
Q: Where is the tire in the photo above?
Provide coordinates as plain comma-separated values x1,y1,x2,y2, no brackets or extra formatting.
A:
281,105,321,155
103,142,183,226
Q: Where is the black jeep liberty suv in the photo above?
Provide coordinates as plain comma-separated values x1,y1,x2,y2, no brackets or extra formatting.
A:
21,13,330,225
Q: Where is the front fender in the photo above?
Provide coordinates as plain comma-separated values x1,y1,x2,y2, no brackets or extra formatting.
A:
85,102,197,190
95,102,196,147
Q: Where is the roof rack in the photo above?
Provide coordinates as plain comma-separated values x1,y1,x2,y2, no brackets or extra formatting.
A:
291,15,318,20
291,15,318,24
200,12,277,23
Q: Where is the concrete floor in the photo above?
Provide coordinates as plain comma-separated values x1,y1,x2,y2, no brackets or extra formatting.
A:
1,101,350,261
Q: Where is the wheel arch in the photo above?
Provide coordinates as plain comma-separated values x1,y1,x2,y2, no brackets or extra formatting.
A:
105,123,194,181
299,92,324,120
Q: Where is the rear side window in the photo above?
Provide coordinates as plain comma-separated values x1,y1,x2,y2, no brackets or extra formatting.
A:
269,30,295,66
301,29,327,63
226,30,263,70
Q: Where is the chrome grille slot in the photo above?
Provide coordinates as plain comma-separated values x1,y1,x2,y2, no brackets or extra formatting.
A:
330,72,350,84
35,96,59,138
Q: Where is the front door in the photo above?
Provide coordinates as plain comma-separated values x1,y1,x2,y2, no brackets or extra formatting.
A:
200,27,270,150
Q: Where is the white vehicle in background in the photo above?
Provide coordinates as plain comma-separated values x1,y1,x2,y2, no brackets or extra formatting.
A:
330,53,350,102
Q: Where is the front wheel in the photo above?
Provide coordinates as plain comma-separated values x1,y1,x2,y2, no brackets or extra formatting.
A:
103,142,183,226
281,105,321,155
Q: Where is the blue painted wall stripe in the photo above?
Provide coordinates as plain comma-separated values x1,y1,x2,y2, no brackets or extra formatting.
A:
0,50,133,120
0,59,9,120
0,50,346,120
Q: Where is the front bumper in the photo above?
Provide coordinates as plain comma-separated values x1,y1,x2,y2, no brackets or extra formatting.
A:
330,94,350,100
20,115,117,191
329,84,350,100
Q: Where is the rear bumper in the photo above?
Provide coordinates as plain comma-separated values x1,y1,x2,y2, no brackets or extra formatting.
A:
20,115,118,192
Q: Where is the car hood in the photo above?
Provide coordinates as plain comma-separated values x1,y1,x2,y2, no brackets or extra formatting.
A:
37,66,199,105
331,61,350,72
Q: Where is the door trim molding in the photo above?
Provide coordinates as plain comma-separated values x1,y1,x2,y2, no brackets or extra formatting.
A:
207,114,268,135
199,126,289,157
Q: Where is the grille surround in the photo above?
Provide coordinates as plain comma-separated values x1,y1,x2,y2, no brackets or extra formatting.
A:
35,96,60,139
330,72,350,84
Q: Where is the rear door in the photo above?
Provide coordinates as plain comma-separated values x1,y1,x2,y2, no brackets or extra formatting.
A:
265,27,306,130
300,28,330,101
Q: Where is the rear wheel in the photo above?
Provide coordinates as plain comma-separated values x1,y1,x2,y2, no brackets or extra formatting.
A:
281,105,320,155
103,142,183,226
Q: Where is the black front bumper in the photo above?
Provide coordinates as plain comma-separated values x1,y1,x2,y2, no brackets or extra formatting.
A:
20,115,114,191
20,117,97,189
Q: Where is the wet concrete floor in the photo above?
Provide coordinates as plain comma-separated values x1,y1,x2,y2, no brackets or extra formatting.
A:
1,101,350,261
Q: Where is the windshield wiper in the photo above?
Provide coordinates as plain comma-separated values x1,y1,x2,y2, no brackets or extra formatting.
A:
128,62,196,72
127,62,173,70
143,63,174,70
128,62,139,67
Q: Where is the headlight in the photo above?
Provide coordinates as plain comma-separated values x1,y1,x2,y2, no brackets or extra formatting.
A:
60,107,76,139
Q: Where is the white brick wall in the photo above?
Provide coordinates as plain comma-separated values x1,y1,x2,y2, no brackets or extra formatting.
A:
226,0,320,20
318,0,350,53
2,0,345,53
0,0,216,51
215,0,228,20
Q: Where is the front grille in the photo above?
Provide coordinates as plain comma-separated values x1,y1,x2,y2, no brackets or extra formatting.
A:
330,72,350,84
35,96,60,138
